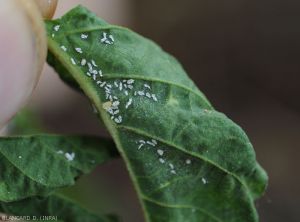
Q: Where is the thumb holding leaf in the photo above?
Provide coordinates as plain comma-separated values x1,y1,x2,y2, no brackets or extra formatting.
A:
0,0,57,129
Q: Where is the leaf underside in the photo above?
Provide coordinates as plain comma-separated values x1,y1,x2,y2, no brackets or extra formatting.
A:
0,194,117,222
0,135,117,202
46,6,268,222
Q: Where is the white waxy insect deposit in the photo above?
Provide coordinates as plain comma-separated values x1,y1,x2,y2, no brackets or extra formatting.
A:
157,149,164,156
169,163,174,169
119,83,123,91
114,116,123,124
75,47,83,54
146,92,152,98
146,141,156,147
101,32,114,44
109,34,115,42
65,152,75,161
91,60,98,67
152,94,158,102
186,159,192,165
202,178,207,184
60,45,67,51
87,62,93,71
144,84,151,89
81,33,88,39
57,150,64,154
112,101,120,107
100,81,106,87
54,25,60,31
101,32,107,42
71,58,76,65
159,158,165,164
171,170,177,175
138,91,145,96
125,98,133,109
127,79,135,84
81,59,87,66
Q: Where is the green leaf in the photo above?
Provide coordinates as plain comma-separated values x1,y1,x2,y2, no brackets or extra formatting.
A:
8,109,45,135
0,194,118,222
0,135,118,202
46,6,268,222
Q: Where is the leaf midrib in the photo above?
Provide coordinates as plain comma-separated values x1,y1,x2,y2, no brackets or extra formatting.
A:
141,195,222,222
101,74,211,108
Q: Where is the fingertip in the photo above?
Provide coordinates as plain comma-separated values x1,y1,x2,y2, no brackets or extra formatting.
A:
34,0,58,19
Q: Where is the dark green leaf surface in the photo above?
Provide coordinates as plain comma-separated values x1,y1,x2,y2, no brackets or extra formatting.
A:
0,135,117,202
46,6,268,222
0,194,118,222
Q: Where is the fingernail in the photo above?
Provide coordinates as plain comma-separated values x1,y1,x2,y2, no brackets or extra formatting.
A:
33,0,58,19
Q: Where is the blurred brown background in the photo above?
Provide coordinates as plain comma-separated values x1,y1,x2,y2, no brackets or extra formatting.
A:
27,0,300,221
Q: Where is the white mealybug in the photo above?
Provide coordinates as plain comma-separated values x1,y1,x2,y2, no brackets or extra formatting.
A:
171,170,177,175
157,149,164,156
186,159,192,165
114,116,122,124
125,98,133,109
87,63,93,71
91,60,98,67
71,58,76,65
127,79,135,84
101,32,107,42
202,178,207,184
169,163,174,169
81,33,88,39
152,94,158,102
146,92,152,98
100,82,106,87
138,143,144,150
109,34,115,42
60,46,67,51
159,158,165,164
146,141,156,147
75,47,83,54
65,152,75,161
81,59,87,66
138,91,145,96
144,84,151,89
54,25,60,32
